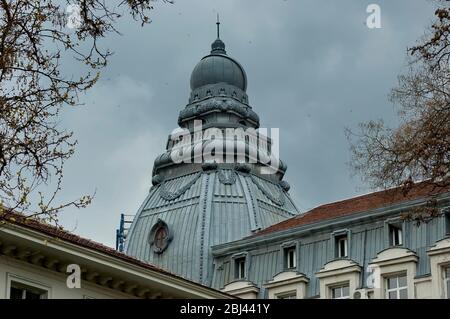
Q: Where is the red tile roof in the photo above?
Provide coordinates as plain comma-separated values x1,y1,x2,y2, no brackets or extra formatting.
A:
0,211,221,294
255,182,450,237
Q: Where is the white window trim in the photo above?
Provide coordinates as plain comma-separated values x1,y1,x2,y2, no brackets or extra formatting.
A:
384,218,405,248
331,229,351,259
280,241,299,271
444,266,450,299
236,258,246,280
330,283,350,299
6,273,51,299
275,290,297,299
385,273,408,299
444,208,450,236
231,252,249,281
286,247,296,269
337,237,348,258
390,226,403,246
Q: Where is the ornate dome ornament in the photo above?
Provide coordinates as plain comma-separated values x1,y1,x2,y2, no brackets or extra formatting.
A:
279,180,291,192
250,174,286,206
148,219,173,254
159,172,202,201
152,174,163,186
201,162,218,172
218,169,237,185
234,163,252,174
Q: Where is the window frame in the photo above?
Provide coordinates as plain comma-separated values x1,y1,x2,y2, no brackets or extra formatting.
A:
384,218,405,248
444,208,450,236
385,273,408,299
444,266,450,299
6,274,51,299
336,236,348,258
235,257,246,280
280,241,298,271
331,229,350,259
284,247,296,269
276,291,297,299
330,283,350,299
231,252,249,281
389,225,403,247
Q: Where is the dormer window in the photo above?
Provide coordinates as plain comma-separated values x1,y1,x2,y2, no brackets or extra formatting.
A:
332,230,350,259
284,247,296,269
234,257,246,280
336,235,348,258
389,224,403,246
445,209,450,235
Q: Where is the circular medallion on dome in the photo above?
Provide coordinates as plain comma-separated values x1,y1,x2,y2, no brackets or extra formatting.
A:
149,219,172,254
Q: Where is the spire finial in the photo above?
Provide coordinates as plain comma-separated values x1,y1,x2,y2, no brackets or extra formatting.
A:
211,14,226,54
216,13,220,39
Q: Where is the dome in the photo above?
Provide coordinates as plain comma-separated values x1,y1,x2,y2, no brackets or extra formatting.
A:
125,166,299,285
125,24,300,287
190,40,247,91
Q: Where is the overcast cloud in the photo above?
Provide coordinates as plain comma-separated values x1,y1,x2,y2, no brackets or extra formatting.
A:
55,0,436,247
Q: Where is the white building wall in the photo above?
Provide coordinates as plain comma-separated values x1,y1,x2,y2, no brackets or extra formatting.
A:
0,256,136,299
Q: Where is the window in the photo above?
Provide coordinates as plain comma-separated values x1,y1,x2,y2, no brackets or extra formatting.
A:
331,284,350,299
386,274,408,299
276,291,297,299
284,247,296,269
154,227,168,251
332,230,350,259
335,235,348,258
445,210,450,235
234,257,246,280
149,219,172,254
445,267,450,299
9,281,48,299
389,224,403,246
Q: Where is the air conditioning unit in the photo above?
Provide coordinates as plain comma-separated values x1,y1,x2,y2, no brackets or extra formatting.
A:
353,289,370,299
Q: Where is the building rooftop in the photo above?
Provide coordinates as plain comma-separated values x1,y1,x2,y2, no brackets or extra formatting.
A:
0,210,231,297
253,181,450,237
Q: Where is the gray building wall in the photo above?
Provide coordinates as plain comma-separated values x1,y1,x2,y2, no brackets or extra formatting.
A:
211,194,450,298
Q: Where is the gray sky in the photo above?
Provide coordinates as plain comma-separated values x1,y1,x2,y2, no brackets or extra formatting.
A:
56,0,436,247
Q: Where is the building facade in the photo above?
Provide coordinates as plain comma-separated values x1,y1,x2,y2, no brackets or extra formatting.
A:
124,29,450,299
213,184,450,299
0,212,232,299
125,29,300,286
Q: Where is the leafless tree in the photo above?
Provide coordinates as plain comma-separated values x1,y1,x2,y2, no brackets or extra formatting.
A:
0,0,171,224
347,0,450,223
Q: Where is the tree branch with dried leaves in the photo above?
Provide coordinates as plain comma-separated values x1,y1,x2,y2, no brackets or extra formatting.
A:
347,0,450,223
0,0,171,224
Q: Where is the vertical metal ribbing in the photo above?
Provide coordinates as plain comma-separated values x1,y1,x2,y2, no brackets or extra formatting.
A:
197,171,215,284
124,186,159,254
238,174,260,232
